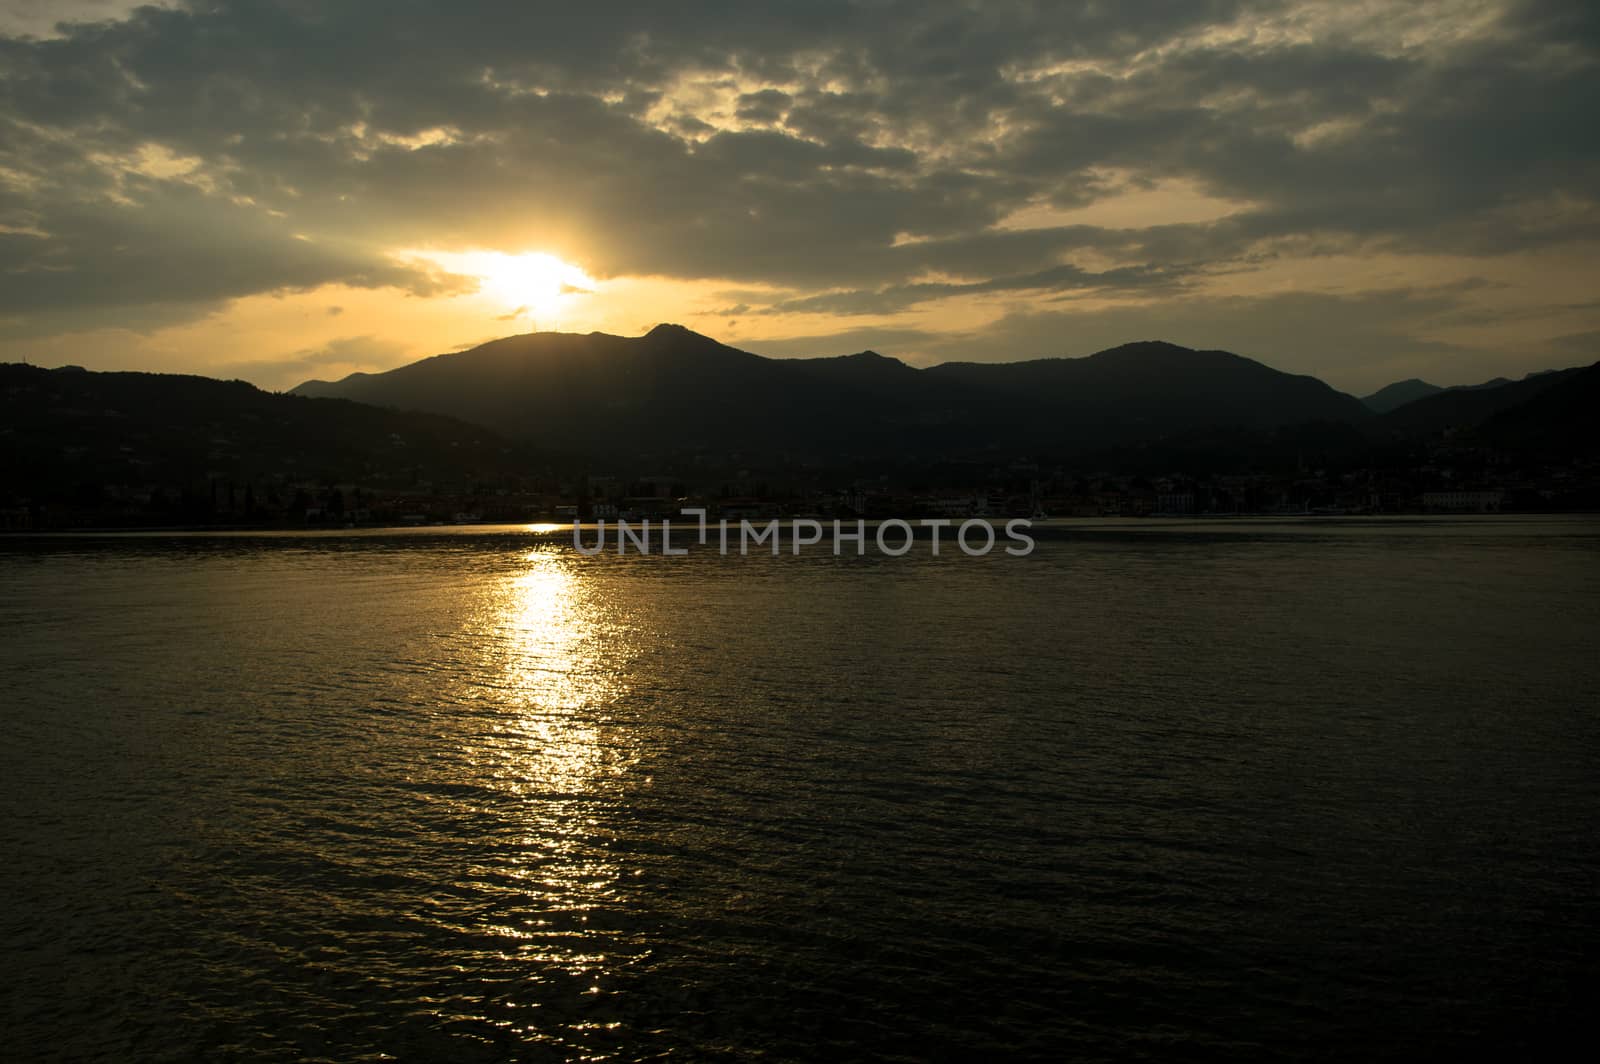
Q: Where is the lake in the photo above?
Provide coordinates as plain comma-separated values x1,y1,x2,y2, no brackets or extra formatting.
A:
3,517,1598,1061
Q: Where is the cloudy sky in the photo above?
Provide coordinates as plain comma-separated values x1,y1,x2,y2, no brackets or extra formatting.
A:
2,0,1596,394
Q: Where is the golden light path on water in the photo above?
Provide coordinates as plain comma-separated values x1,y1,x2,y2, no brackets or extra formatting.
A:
450,547,643,1046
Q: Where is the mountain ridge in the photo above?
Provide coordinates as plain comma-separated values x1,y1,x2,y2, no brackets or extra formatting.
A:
1374,367,1583,436
1360,368,1570,413
10,347,1596,528
293,326,1371,460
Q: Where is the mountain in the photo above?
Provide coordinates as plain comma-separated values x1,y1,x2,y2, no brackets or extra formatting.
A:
1476,360,1600,457
1363,368,1570,416
1362,378,1442,413
920,341,1369,446
299,324,878,459
1,363,542,522
294,327,1370,461
1375,367,1582,437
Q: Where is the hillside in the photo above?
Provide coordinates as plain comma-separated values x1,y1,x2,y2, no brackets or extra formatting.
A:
1374,367,1581,437
1476,361,1600,457
294,328,1371,460
0,363,544,524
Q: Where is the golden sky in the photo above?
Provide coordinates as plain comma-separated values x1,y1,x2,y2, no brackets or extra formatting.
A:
2,0,1596,394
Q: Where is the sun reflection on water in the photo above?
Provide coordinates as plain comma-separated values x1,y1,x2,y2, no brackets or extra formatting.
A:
499,552,618,724
453,548,643,1038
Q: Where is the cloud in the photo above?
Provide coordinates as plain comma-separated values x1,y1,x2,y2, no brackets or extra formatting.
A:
0,0,1595,382
0,142,473,337
756,262,1198,317
1547,328,1600,357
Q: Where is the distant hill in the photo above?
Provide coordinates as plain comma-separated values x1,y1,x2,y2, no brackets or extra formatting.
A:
1362,378,1443,413
1476,361,1600,457
1374,367,1582,437
294,327,1370,460
299,324,870,459
0,363,541,519
921,341,1369,447
1362,368,1572,415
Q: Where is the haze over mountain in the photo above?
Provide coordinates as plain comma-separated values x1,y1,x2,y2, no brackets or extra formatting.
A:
294,325,1371,461
1361,379,1445,413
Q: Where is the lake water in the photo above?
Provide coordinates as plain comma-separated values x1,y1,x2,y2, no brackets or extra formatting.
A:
3,518,1598,1061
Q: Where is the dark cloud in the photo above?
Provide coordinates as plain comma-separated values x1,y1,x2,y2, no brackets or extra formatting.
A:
735,89,790,125
759,262,1197,317
1547,328,1600,357
0,172,463,334
0,0,1596,370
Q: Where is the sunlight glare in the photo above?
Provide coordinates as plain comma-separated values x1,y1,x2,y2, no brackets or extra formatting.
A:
484,252,594,325
418,249,596,327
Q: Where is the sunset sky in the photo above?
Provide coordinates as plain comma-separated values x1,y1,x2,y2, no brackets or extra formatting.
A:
2,0,1596,394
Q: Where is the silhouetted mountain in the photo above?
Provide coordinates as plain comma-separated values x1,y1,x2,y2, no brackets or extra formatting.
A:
299,324,866,458
1477,361,1600,457
294,328,1370,460
1363,369,1574,415
1375,367,1581,437
1362,378,1442,413
788,349,935,398
921,341,1368,448
1,363,541,520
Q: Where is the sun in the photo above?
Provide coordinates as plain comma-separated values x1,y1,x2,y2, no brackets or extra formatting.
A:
478,252,594,322
413,249,596,327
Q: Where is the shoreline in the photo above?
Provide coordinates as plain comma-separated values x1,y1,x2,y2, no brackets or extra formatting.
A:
4,511,1599,538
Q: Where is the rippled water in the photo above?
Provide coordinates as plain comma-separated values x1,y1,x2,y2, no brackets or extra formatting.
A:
3,518,1598,1061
